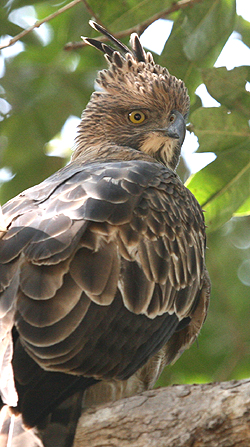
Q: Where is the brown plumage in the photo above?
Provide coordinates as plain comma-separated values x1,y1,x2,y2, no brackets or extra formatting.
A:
0,21,210,447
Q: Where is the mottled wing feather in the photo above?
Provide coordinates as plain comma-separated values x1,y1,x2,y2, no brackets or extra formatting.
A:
0,159,206,423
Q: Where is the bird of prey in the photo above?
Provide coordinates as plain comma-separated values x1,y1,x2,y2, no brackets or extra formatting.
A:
0,21,210,447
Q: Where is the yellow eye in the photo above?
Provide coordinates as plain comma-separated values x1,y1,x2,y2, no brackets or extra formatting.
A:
128,110,146,124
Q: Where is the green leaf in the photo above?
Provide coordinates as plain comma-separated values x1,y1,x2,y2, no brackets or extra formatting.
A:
0,111,65,202
0,2,106,202
190,106,250,153
185,149,250,232
161,0,236,101
5,0,47,11
234,196,250,216
160,16,202,100
202,66,250,117
189,94,203,115
235,14,250,48
104,0,173,31
183,0,236,61
82,0,174,33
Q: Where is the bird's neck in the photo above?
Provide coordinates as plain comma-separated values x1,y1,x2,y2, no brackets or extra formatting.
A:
71,140,158,165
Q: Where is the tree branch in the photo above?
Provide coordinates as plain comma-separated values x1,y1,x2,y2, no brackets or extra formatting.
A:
81,0,106,28
0,0,83,50
74,379,250,447
64,0,203,51
1,0,203,52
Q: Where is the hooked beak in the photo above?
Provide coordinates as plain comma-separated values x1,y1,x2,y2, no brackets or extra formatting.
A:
160,110,186,147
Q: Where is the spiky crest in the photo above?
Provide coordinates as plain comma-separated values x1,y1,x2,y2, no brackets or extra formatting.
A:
82,21,190,119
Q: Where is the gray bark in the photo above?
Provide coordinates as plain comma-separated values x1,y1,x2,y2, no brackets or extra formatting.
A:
74,379,250,447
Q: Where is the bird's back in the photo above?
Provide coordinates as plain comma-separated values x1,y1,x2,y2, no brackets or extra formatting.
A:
0,21,210,447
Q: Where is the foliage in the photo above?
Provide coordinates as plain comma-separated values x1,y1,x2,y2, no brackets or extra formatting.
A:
0,0,250,385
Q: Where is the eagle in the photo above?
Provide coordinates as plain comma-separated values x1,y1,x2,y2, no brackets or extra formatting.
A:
0,21,210,447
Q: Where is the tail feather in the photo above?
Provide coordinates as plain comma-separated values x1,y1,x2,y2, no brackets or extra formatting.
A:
1,380,96,447
15,371,98,429
0,406,43,447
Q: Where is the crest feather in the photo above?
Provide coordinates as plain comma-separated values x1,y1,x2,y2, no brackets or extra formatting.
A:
129,33,147,62
83,21,190,119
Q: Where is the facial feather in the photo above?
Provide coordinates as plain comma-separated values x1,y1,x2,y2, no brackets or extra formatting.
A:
75,32,189,171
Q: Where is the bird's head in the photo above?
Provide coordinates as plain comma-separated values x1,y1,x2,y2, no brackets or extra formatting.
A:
75,22,190,171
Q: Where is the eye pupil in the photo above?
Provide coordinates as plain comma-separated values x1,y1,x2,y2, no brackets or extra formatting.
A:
170,114,175,122
134,113,141,121
128,110,146,124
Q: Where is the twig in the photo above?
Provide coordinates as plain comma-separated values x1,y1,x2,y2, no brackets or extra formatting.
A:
64,0,203,51
81,1,105,28
0,0,203,52
0,0,82,50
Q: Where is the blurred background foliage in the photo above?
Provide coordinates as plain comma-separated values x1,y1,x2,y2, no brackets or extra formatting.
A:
0,0,250,386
